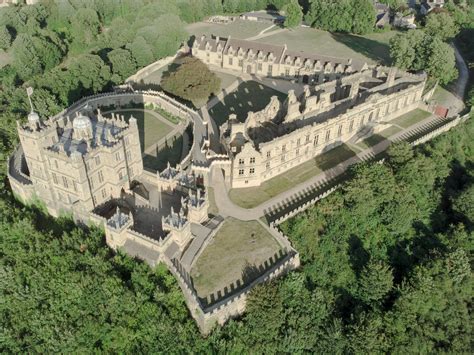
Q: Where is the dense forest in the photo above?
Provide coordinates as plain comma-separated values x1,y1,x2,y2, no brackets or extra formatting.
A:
0,0,473,353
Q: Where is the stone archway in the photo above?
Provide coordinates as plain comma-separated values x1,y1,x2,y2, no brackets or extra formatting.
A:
302,75,309,84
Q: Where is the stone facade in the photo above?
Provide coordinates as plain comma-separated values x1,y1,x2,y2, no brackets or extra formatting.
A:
219,67,427,188
192,35,368,84
15,108,143,218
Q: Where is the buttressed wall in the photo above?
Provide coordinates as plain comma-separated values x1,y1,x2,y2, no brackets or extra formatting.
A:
220,67,426,188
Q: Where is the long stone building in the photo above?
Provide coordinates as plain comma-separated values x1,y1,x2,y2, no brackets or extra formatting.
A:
192,35,368,84
218,67,426,188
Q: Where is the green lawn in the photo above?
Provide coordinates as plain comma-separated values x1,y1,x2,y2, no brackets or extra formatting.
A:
103,109,175,152
389,109,432,129
356,125,402,150
254,27,397,65
190,218,281,299
229,144,358,208
208,80,287,128
143,135,183,173
186,19,271,40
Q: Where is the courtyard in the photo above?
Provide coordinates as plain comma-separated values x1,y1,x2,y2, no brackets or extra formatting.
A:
190,218,282,299
186,19,272,41
253,27,397,65
208,80,287,127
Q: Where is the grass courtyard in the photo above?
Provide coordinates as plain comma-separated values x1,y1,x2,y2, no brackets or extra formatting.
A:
190,218,281,299
208,80,287,127
254,27,398,65
186,19,271,40
229,143,358,208
389,109,432,128
143,135,184,173
103,109,175,152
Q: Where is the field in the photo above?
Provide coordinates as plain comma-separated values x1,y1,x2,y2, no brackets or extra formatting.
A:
104,109,175,152
208,80,287,127
190,218,281,298
254,27,397,65
229,143,358,208
186,19,271,40
389,109,432,128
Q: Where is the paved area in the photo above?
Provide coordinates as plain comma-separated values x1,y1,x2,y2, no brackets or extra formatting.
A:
210,113,448,221
452,44,469,113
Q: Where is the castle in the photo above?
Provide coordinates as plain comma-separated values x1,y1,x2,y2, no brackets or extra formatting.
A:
192,35,426,188
221,67,426,188
7,35,432,333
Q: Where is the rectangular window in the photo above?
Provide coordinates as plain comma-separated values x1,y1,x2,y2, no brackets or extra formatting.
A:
238,59,243,67
296,148,299,156
54,160,59,169
313,135,319,146
325,130,331,142
124,137,129,145
258,63,262,71
90,176,94,188
281,155,286,163
115,152,121,161
349,120,354,132
268,65,273,75
282,144,286,152
126,150,132,160
249,168,255,175
250,157,255,164
306,135,310,143
266,151,271,158
266,162,270,170
101,188,107,199
297,138,301,146
337,125,342,137
119,171,123,180
98,170,104,183
238,158,244,165
229,57,233,65
129,166,133,176
95,156,100,165
62,176,68,189
52,173,58,184
239,169,244,176
285,68,290,76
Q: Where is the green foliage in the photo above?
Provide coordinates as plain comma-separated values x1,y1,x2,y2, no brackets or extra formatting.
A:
107,48,137,82
161,57,221,106
306,0,375,35
0,25,12,50
389,31,458,85
283,0,303,28
425,12,460,41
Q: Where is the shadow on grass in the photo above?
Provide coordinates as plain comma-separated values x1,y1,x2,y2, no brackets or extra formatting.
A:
331,33,391,65
143,135,184,173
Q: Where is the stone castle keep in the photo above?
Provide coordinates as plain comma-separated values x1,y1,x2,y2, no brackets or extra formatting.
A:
8,36,433,333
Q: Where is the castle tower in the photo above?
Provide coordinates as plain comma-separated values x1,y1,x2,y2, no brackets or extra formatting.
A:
185,188,209,223
105,207,134,249
162,207,192,250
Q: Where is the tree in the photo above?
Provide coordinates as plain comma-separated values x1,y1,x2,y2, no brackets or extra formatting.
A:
107,48,137,81
356,260,394,305
425,12,460,41
11,33,43,79
127,36,154,69
283,0,303,28
306,0,375,34
451,183,474,223
160,57,220,106
0,25,12,50
424,37,458,85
